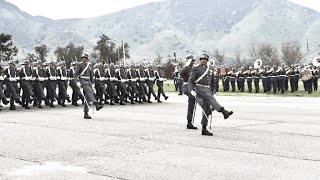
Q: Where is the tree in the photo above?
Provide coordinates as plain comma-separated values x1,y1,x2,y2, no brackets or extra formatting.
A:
248,43,259,63
232,48,245,69
94,34,120,64
35,44,48,62
258,43,279,66
0,33,18,61
213,48,224,65
280,41,303,67
26,53,37,62
54,43,84,67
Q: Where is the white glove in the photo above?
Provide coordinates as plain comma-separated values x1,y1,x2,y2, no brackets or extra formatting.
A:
17,83,20,89
185,58,192,67
213,94,217,97
92,84,95,89
0,76,4,81
3,85,6,90
77,82,81,87
190,90,196,97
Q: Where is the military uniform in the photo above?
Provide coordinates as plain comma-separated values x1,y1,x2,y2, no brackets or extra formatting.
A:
32,61,46,108
18,61,35,109
46,62,59,107
74,53,103,119
116,65,129,105
155,66,168,102
127,66,139,104
136,66,147,103
57,62,71,106
246,68,253,93
253,69,260,93
68,62,84,106
145,66,158,103
188,53,233,136
0,67,9,109
229,69,236,92
312,68,318,91
3,61,21,110
179,55,197,129
105,64,119,105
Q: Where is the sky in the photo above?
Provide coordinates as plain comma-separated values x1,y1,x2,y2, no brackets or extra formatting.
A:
4,0,320,20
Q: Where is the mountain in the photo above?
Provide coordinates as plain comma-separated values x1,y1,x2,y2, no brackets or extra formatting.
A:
1,0,320,62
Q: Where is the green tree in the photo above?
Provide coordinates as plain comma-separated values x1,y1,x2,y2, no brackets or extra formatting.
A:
0,33,18,61
54,43,84,67
35,44,48,62
94,34,117,64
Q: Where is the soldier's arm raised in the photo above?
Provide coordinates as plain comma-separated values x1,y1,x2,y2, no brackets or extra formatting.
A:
188,66,197,93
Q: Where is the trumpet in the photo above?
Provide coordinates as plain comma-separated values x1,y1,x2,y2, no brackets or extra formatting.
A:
207,59,215,67
313,56,320,67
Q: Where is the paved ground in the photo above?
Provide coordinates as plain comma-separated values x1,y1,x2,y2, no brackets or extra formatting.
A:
0,93,320,180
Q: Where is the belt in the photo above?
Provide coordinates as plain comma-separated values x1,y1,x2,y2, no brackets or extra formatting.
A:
183,82,188,85
80,76,90,80
196,84,210,88
280,75,286,77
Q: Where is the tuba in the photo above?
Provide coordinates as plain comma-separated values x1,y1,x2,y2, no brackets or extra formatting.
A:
207,59,215,67
254,59,262,69
313,56,320,67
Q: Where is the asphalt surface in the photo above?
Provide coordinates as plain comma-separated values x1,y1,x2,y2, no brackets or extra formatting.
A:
0,93,320,180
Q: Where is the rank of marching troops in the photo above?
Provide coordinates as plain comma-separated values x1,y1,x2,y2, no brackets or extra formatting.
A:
0,58,169,112
174,63,319,95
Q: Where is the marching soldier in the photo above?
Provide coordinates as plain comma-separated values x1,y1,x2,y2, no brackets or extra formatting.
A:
180,54,197,129
222,67,230,92
253,67,260,93
145,64,158,103
188,53,233,136
261,66,268,93
3,60,21,110
116,64,129,105
105,63,118,105
18,60,35,109
32,60,46,108
238,67,245,92
277,65,286,94
127,64,139,104
0,66,9,110
312,66,318,91
246,66,254,93
270,65,278,94
94,63,109,105
288,65,296,92
294,64,300,91
229,68,236,92
136,64,147,103
57,61,71,107
155,65,168,103
73,52,103,119
68,61,84,106
46,61,59,107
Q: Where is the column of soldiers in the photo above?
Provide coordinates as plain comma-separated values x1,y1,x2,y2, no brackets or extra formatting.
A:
0,58,169,112
213,64,319,94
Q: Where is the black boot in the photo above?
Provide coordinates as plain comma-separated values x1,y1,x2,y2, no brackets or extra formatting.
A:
73,101,79,106
109,100,115,105
84,112,91,119
94,102,103,111
202,126,213,136
120,100,125,105
187,123,197,130
157,99,162,103
147,99,152,103
2,98,9,105
164,96,168,100
10,105,16,110
220,107,233,119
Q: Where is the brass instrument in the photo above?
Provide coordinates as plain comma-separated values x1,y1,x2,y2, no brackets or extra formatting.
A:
254,59,262,69
207,59,215,67
312,56,320,67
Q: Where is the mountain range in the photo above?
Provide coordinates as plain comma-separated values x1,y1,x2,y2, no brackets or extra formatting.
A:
1,0,320,63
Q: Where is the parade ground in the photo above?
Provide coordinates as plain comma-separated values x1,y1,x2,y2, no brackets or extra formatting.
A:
0,94,320,180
